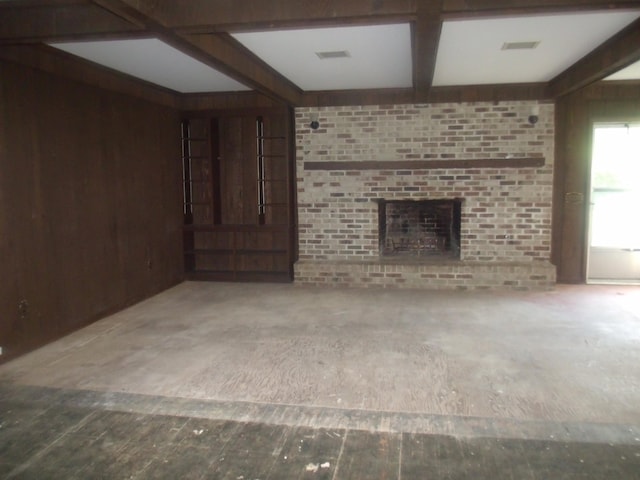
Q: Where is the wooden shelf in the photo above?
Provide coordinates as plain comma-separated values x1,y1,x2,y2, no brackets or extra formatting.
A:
181,110,294,284
185,270,292,283
183,224,290,232
185,248,287,255
304,157,545,171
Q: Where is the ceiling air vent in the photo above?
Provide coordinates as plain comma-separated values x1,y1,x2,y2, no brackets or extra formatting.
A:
315,50,351,59
501,41,540,50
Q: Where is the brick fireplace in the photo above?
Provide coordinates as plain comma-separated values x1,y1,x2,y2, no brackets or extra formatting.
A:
294,101,556,290
377,198,462,259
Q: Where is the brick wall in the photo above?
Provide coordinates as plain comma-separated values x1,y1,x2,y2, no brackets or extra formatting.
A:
294,101,556,290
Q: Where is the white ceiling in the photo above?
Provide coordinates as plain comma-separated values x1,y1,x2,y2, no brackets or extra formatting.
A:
433,10,640,86
605,59,640,81
232,24,412,91
50,38,250,93
47,9,640,94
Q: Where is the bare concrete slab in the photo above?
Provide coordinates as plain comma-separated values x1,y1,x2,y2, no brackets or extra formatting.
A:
1,281,639,431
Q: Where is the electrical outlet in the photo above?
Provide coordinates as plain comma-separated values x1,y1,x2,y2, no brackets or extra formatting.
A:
0,346,3,355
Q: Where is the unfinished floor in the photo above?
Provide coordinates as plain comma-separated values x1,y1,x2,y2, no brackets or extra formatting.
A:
1,281,639,478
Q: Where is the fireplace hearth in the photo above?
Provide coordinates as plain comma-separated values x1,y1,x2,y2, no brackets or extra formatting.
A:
377,198,462,259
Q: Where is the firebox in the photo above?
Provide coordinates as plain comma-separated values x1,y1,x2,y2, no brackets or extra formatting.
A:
376,198,462,259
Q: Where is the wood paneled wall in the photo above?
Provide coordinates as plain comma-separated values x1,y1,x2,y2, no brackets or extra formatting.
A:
552,81,640,282
0,60,184,362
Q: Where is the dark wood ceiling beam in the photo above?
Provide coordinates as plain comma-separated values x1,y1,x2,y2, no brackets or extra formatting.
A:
0,44,179,107
413,1,443,102
429,83,549,103
3,0,637,106
147,0,638,30
0,4,143,44
548,17,640,98
91,0,304,105
129,0,417,33
0,0,88,7
8,0,631,43
180,92,283,112
442,0,640,18
177,32,304,105
300,82,548,107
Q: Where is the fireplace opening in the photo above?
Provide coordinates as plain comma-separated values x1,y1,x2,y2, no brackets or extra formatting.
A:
377,198,462,259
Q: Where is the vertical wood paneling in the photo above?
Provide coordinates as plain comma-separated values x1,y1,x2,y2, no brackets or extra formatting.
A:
553,94,590,283
241,116,258,224
220,116,244,224
0,60,184,361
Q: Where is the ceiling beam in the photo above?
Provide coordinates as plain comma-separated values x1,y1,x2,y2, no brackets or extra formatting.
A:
413,1,443,101
0,4,143,44
178,32,304,104
1,0,632,43
0,1,88,7
429,83,549,103
126,0,417,33
442,0,640,18
91,0,304,105
0,44,179,108
547,17,640,98
299,82,549,108
2,0,638,106
7,0,631,43
180,92,284,112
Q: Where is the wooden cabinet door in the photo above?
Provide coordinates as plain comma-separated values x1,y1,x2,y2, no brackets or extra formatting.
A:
182,108,295,282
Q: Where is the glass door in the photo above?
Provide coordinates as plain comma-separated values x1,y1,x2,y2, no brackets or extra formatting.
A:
587,123,640,283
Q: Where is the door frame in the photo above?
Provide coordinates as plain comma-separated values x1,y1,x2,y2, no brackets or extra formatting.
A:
585,120,640,284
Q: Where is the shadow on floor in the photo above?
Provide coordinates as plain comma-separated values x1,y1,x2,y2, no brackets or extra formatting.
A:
1,384,639,479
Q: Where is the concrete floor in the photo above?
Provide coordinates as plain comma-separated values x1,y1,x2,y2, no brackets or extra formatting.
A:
1,281,640,478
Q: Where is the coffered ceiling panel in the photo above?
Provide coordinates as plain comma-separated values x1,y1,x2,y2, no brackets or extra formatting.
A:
232,24,413,91
50,38,250,93
433,10,640,86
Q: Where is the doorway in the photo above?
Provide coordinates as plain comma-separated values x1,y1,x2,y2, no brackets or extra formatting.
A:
587,123,640,283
